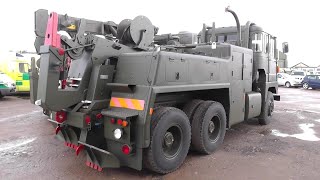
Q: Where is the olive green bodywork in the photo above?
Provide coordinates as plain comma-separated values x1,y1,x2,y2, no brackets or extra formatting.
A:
30,9,280,171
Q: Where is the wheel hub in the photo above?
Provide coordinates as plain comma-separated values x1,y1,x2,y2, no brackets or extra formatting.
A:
208,121,215,133
164,132,174,147
268,100,274,116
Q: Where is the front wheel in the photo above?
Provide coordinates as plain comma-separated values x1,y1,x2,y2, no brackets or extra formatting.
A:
144,107,191,174
303,83,309,89
259,92,274,125
285,82,291,88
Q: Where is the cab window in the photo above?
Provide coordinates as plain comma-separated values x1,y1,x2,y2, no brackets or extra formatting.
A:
270,37,275,58
251,33,263,52
263,33,268,53
226,34,237,45
216,35,225,43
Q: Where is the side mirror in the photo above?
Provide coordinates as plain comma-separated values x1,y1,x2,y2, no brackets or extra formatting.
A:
275,49,278,60
282,42,289,53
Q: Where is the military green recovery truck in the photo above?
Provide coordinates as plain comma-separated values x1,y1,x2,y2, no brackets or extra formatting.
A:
30,7,285,174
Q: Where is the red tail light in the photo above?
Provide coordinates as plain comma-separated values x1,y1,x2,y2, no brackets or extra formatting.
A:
96,113,103,119
55,111,66,123
85,115,91,125
110,118,115,124
122,144,131,155
117,119,123,125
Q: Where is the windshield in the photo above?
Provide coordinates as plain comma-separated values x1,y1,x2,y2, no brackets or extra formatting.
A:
292,72,304,76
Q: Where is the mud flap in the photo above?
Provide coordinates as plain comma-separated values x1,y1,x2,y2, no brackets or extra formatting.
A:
79,141,120,170
56,126,80,149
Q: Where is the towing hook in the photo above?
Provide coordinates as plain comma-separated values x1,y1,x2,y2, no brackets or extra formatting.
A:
55,126,62,135
76,144,84,156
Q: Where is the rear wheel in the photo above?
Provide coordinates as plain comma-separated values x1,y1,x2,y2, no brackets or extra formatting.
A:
303,83,309,89
285,82,291,88
191,101,227,154
182,99,204,123
144,107,191,174
259,92,274,125
0,92,3,99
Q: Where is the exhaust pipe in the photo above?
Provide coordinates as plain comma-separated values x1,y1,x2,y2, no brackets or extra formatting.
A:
225,6,242,46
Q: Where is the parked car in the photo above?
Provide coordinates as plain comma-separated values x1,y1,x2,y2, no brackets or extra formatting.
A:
307,71,320,75
0,72,16,98
290,71,306,82
302,75,320,90
0,52,31,93
277,73,302,87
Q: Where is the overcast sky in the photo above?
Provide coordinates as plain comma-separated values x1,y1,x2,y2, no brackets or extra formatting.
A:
0,0,319,67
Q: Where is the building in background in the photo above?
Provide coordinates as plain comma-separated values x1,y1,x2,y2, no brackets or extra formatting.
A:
290,62,320,75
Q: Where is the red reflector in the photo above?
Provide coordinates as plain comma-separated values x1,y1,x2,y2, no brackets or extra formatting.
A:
96,113,103,119
61,79,67,89
55,126,61,135
117,119,123,125
55,111,66,123
110,118,115,124
85,115,91,124
122,144,131,155
76,144,84,156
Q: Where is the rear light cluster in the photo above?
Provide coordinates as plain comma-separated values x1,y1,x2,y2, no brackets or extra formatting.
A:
110,118,129,127
109,117,133,155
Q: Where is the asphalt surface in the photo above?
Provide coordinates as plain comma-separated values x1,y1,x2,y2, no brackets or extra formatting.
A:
0,87,319,180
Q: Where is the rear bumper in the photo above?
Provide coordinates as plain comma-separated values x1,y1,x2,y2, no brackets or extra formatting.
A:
292,83,302,87
47,114,123,170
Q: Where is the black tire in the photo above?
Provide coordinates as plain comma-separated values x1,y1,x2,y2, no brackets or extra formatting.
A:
285,82,291,88
191,101,227,154
0,92,3,99
258,92,274,125
303,82,309,90
144,107,191,174
182,99,204,123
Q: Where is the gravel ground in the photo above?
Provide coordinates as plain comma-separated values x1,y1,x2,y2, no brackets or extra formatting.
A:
0,87,319,180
